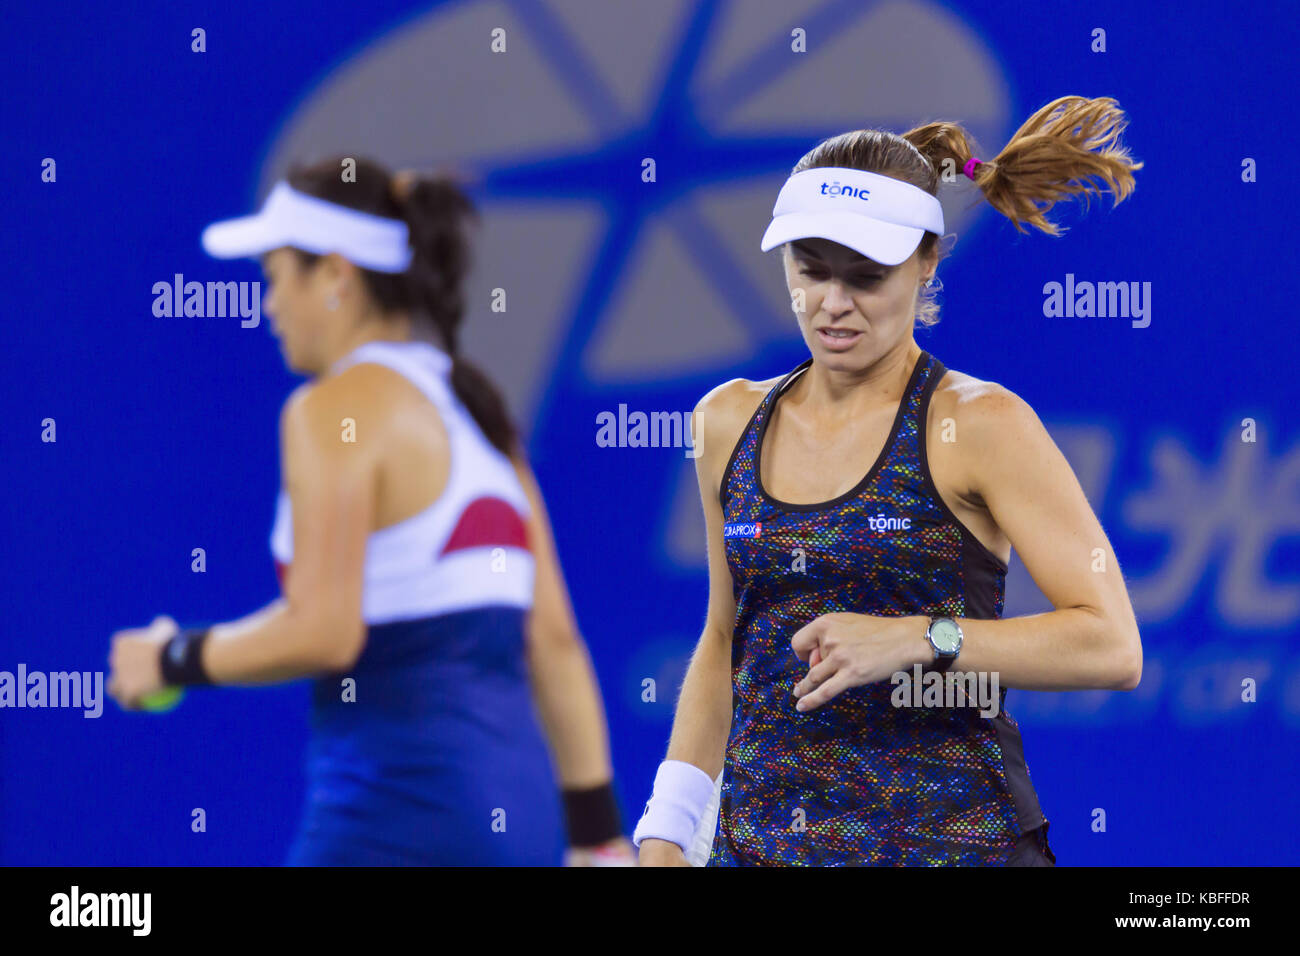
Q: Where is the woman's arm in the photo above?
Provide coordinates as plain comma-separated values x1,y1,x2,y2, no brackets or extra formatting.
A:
661,387,741,776
790,382,1142,712
108,378,372,705
201,378,372,683
929,384,1143,691
510,452,616,790
639,383,745,863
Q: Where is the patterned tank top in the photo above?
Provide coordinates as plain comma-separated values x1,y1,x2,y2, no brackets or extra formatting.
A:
711,348,1047,866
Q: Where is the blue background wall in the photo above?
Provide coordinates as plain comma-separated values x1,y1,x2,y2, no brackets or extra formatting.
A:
3,0,1297,864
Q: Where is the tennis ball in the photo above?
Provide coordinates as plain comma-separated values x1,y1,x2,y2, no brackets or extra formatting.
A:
139,686,185,713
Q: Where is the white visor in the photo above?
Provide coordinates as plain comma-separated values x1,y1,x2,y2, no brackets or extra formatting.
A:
201,181,414,273
760,167,944,266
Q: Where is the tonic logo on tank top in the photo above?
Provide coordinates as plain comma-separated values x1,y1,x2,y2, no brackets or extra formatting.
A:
709,348,1047,866
867,513,912,532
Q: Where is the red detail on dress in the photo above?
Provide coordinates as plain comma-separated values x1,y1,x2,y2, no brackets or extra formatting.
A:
439,496,530,555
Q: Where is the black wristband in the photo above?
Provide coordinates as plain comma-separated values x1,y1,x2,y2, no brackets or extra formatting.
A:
158,628,213,686
923,655,955,674
562,782,623,848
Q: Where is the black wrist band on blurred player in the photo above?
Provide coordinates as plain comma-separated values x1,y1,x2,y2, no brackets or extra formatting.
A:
159,628,213,686
562,781,623,847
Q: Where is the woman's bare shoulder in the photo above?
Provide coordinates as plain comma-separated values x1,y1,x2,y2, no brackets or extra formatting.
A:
691,373,781,475
932,365,1032,415
694,373,784,436
281,360,441,454
929,365,1044,453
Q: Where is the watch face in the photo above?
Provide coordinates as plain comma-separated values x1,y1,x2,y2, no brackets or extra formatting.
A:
930,619,961,654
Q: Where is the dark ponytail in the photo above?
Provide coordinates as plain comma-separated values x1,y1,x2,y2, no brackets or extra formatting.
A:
285,157,520,456
397,175,519,456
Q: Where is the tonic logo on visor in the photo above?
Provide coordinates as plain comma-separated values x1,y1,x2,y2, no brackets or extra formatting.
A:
821,181,870,201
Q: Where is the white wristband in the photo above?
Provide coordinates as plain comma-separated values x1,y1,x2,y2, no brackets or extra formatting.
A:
631,760,717,852
685,769,724,867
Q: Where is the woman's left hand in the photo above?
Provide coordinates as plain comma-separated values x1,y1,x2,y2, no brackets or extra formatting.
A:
107,615,179,710
790,613,929,711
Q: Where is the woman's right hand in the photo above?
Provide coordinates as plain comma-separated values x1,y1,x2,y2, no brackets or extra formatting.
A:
638,838,692,867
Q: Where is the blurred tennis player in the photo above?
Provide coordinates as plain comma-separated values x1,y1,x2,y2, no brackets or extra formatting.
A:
634,96,1145,866
107,157,633,866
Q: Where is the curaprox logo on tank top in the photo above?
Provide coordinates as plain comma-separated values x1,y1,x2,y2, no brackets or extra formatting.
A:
723,521,762,539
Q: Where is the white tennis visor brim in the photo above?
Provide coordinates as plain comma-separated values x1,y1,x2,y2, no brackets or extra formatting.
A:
761,211,932,268
759,167,945,267
201,181,414,273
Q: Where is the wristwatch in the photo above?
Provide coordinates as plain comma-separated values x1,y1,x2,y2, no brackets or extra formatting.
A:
924,616,963,672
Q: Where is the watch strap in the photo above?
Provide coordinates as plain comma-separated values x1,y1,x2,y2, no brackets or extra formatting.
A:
924,616,960,674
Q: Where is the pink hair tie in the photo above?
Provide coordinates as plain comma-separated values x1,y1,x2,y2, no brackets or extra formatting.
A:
962,157,984,180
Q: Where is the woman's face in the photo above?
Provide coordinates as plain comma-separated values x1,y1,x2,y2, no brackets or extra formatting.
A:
782,236,935,370
260,247,339,373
